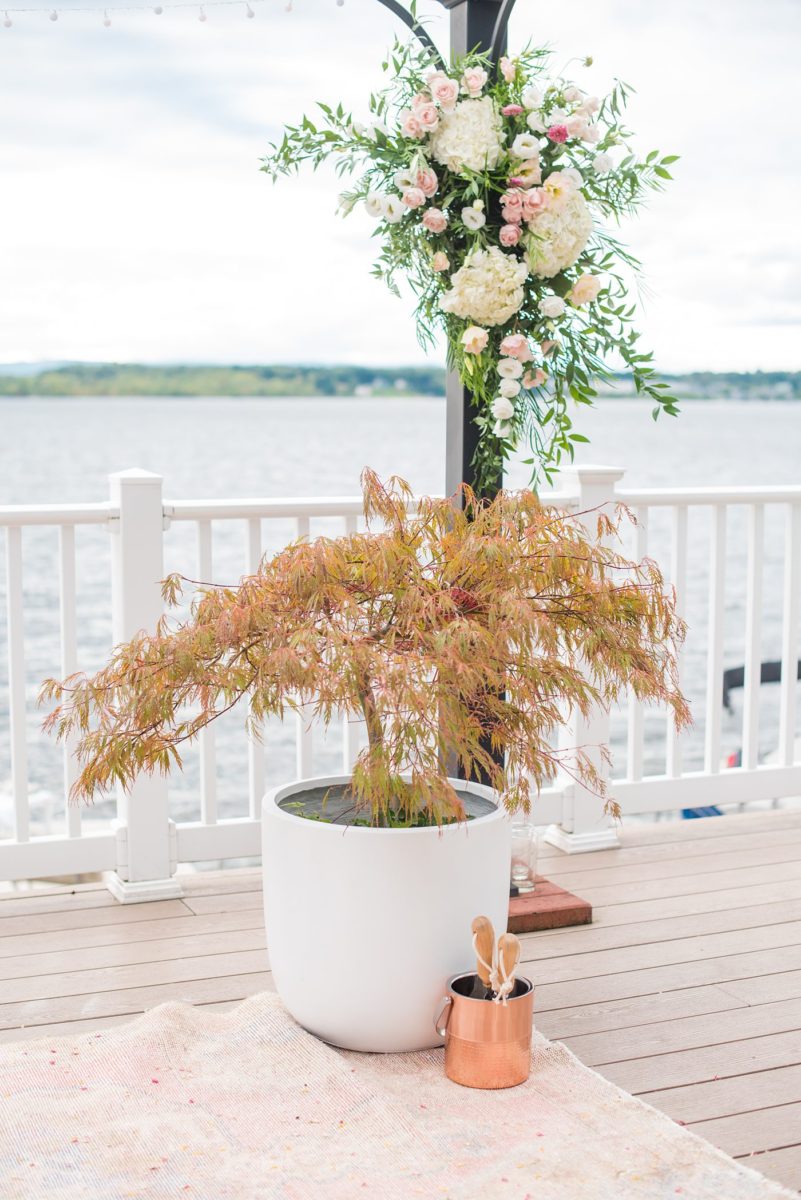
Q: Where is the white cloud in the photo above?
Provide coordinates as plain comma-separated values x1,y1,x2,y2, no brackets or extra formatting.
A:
1,0,799,370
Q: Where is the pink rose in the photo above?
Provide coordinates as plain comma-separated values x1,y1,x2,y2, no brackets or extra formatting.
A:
523,368,546,388
499,223,521,247
416,102,439,131
499,333,533,362
565,114,589,139
400,110,424,140
432,251,450,272
501,104,524,117
569,274,602,305
461,66,488,97
547,124,569,143
522,188,548,220
501,189,525,224
402,187,426,209
416,167,438,198
461,325,489,355
411,92,430,111
499,55,516,83
540,339,559,357
422,207,448,233
426,71,459,112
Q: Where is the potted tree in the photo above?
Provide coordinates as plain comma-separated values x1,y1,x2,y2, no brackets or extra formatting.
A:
42,471,688,1052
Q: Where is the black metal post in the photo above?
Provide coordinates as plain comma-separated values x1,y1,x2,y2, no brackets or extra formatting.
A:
440,0,508,504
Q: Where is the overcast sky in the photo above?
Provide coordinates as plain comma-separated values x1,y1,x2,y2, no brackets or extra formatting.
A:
1,0,799,371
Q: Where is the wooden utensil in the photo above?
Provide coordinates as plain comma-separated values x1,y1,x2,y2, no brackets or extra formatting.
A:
471,915,496,999
497,932,521,996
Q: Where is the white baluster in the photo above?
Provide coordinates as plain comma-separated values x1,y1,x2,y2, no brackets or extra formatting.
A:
5,525,29,843
626,506,647,782
779,503,801,765
666,505,688,777
703,505,727,775
742,504,765,770
246,517,264,818
58,525,81,837
197,519,217,825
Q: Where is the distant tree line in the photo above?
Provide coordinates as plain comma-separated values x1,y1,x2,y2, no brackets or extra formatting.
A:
0,363,799,399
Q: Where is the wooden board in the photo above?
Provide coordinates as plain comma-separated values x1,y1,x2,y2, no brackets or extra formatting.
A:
508,876,592,932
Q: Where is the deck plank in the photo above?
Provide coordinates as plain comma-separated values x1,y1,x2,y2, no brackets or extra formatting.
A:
0,809,799,1192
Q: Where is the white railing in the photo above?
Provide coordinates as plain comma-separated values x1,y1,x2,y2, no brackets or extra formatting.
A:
1,465,800,896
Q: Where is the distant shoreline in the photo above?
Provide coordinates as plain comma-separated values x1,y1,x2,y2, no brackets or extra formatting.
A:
1,363,799,401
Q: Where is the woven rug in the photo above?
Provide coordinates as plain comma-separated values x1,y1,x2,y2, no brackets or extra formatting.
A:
0,993,793,1200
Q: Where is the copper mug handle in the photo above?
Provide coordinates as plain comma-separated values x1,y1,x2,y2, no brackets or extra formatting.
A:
434,995,453,1038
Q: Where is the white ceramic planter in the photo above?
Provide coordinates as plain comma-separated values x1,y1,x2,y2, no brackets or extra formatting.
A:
262,775,511,1052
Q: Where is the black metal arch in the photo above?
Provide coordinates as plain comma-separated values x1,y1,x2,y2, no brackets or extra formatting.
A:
488,0,515,63
373,0,447,68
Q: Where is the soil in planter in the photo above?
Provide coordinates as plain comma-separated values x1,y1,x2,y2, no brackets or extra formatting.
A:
279,783,496,829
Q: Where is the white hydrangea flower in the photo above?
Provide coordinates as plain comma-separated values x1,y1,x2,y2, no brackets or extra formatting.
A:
440,247,529,327
429,96,505,173
525,188,593,278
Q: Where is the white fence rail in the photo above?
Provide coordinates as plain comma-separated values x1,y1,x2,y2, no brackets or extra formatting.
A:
2,465,801,896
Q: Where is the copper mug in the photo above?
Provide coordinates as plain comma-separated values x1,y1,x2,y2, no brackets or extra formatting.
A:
434,971,534,1089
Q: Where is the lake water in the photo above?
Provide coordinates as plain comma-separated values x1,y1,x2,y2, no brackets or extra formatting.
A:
1,395,800,838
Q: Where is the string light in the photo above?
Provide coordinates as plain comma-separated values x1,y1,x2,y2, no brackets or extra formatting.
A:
0,0,348,22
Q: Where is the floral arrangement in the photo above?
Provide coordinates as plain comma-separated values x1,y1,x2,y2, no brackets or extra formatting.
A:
262,40,679,491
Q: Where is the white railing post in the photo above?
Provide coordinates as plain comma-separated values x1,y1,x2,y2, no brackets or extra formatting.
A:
107,470,181,902
545,465,625,854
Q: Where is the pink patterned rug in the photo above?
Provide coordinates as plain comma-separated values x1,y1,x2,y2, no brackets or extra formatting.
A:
0,992,793,1199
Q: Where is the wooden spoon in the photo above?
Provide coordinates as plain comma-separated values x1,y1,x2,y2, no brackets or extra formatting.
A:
497,932,521,995
471,915,496,999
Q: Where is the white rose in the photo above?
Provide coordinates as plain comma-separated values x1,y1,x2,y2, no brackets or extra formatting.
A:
526,111,547,134
429,96,505,174
538,295,566,318
364,192,384,219
511,132,540,159
499,378,521,398
521,86,542,110
562,167,584,189
492,396,515,420
563,86,582,103
462,206,486,231
497,357,523,379
592,152,613,174
582,124,601,143
579,95,600,115
381,195,406,223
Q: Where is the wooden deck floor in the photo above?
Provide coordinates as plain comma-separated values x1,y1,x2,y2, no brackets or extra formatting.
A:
2,808,801,1192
